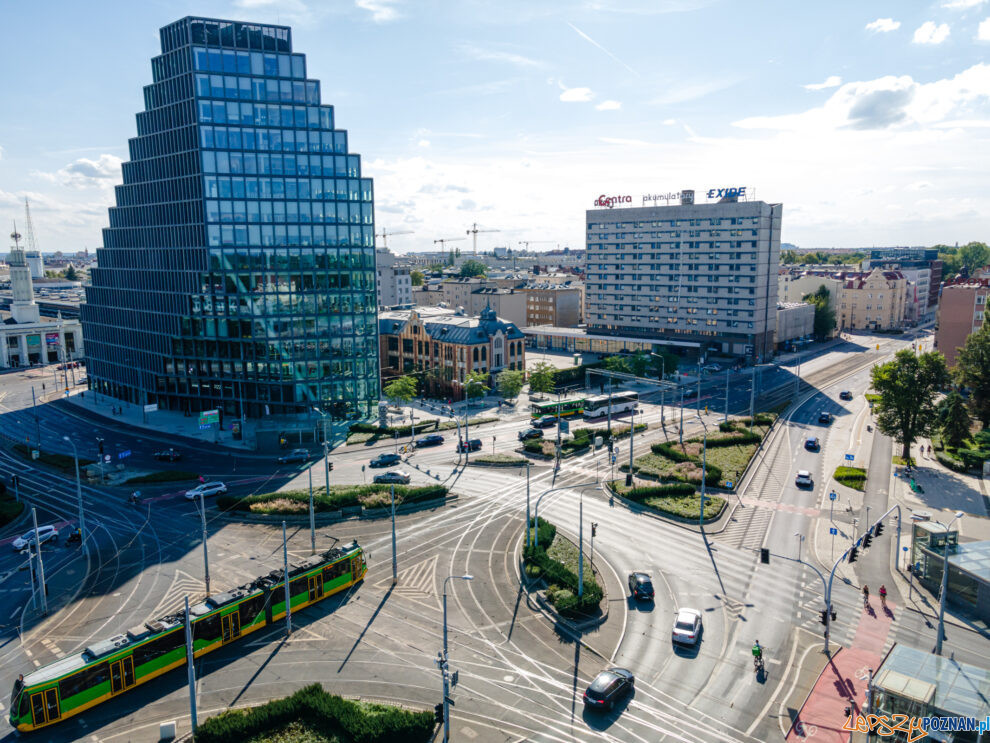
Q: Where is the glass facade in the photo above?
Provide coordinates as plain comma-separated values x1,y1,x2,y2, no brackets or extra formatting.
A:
82,17,379,421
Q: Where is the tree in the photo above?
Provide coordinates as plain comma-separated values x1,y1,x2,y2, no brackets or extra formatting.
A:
956,323,990,425
627,351,651,377
959,241,990,277
802,285,836,340
458,260,486,278
528,362,557,396
938,390,972,448
410,270,424,286
383,375,417,404
871,350,950,460
496,369,525,400
603,355,630,374
463,370,489,399
63,264,78,281
649,351,679,379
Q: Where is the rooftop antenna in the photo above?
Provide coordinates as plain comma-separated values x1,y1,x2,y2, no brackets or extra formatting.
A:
23,198,39,253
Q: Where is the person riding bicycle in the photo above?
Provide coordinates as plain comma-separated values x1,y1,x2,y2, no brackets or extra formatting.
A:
752,640,764,665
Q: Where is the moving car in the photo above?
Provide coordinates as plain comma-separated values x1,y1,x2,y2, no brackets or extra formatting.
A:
369,452,401,468
628,572,655,601
373,470,411,484
415,434,445,448
518,428,543,441
804,436,821,452
533,416,557,429
583,668,635,711
795,470,814,488
457,438,483,453
671,608,703,645
154,448,182,462
277,448,309,464
839,390,853,401
818,412,833,424
11,525,58,552
184,481,228,500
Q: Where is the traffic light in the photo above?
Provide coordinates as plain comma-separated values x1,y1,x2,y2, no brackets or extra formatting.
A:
831,609,837,621
863,530,873,548
848,546,859,563
328,462,334,471
10,474,18,488
875,522,884,537
607,439,614,453
760,548,770,564
591,523,598,538
820,610,828,625
97,438,104,455
434,703,444,724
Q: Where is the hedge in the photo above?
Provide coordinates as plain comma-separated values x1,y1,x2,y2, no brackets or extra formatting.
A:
936,451,969,473
523,518,602,616
218,484,447,513
610,480,725,521
833,466,867,491
349,417,498,439
473,453,528,464
956,448,990,468
195,683,434,743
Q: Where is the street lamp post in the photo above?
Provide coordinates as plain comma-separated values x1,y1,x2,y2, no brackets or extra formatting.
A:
441,574,473,743
200,488,210,595
62,436,86,545
532,481,599,549
312,407,330,501
525,461,531,549
724,370,730,423
935,511,964,655
391,484,398,586
625,404,635,487
578,489,584,599
698,420,708,527
31,507,48,616
794,532,805,564
679,387,685,445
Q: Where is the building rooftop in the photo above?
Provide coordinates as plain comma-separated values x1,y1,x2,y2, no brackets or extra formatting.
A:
379,306,524,344
875,644,990,719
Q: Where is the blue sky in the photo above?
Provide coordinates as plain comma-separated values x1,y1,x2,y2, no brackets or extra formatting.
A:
1,0,988,254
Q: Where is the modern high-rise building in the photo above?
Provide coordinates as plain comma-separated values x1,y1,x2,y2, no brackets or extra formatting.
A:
585,191,782,361
82,17,379,422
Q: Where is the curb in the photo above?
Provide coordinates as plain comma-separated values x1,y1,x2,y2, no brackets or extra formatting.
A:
214,494,459,525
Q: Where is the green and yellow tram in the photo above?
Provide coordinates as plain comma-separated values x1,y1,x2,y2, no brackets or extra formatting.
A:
9,541,367,732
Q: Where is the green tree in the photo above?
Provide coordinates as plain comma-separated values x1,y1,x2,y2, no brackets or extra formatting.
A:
959,241,990,277
871,350,950,460
464,370,489,399
937,390,972,448
627,351,651,377
410,270,424,286
528,362,557,396
802,285,836,340
383,375,417,404
956,323,990,425
63,264,78,281
649,351,679,379
603,355,630,374
496,369,525,400
780,250,800,264
458,259,487,278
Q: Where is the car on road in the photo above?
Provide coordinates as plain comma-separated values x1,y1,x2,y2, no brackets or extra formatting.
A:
532,416,557,429
628,572,655,601
415,434,445,448
457,438,483,453
369,452,401,468
671,608,703,645
839,390,853,401
77,376,88,385
11,525,58,552
818,411,833,424
518,428,544,441
804,436,821,452
373,470,411,484
184,481,228,500
154,448,182,462
583,668,635,711
277,448,310,464
795,470,814,488
703,363,722,373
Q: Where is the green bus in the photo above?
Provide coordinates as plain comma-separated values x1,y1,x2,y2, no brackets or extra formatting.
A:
9,541,367,732
531,397,586,419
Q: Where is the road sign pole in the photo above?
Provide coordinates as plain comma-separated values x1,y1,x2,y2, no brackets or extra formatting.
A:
283,521,292,636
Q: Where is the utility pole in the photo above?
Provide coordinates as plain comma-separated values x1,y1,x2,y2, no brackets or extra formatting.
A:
184,595,198,736
31,507,48,616
63,436,86,544
699,428,708,527
625,405,636,487
199,489,210,595
308,466,315,555
749,367,757,425
679,387,685,445
525,462,531,548
578,490,584,598
466,223,500,256
391,485,398,586
555,390,562,473
606,376,613,437
282,521,292,636
724,370,730,423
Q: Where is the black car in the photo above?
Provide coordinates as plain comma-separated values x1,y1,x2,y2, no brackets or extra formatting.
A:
154,448,182,462
277,448,309,464
370,452,401,468
532,416,557,429
628,572,655,601
457,438,483,453
416,434,444,448
518,428,544,441
583,668,635,712
804,436,821,452
818,412,832,424
839,390,853,401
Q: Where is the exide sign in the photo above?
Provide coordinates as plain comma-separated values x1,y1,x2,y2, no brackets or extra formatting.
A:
594,194,632,208
707,186,747,199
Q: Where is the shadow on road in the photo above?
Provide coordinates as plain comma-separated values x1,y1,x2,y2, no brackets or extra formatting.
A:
338,583,394,672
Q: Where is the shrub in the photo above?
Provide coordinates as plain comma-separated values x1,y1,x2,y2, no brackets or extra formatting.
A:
523,440,545,453
525,563,542,578
833,466,867,491
523,518,602,616
217,484,447,514
624,482,697,500
956,448,990,468
718,421,736,433
0,496,24,528
936,451,969,472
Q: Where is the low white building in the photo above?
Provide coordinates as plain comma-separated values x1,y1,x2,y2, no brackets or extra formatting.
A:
775,301,815,347
376,249,413,308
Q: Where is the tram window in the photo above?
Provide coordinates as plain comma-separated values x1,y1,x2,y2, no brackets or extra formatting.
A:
31,693,45,725
194,613,221,643
290,575,308,597
322,560,346,583
133,630,183,668
238,593,266,625
59,661,109,700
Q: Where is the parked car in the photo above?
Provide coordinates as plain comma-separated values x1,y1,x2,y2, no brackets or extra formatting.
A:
818,412,833,424
671,608,703,645
583,668,635,711
518,428,544,441
77,376,88,385
804,436,821,452
184,481,228,500
373,470,411,484
628,572,655,601
12,525,58,552
839,390,853,401
415,434,445,448
533,416,557,429
795,470,814,488
457,438,482,453
277,448,309,464
370,452,401,468
154,448,182,462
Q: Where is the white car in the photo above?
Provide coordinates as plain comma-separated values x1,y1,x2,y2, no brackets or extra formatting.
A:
184,481,228,500
672,608,703,645
12,525,58,552
795,470,814,488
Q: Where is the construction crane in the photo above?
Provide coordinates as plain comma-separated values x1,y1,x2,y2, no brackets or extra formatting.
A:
466,223,500,256
433,237,465,265
24,198,39,253
517,240,556,251
376,228,413,249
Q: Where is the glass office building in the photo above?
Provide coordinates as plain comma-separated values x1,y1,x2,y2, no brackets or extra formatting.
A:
82,17,379,422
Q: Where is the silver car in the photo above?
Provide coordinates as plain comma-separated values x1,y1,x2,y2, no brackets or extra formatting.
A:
12,525,58,552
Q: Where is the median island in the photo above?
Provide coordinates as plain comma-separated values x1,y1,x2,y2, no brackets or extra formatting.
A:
523,518,603,618
218,483,448,514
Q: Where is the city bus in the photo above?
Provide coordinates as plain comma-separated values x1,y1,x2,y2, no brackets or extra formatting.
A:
9,541,367,732
582,391,639,419
531,397,586,419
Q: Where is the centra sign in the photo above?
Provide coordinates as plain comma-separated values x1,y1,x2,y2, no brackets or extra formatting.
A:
594,194,632,208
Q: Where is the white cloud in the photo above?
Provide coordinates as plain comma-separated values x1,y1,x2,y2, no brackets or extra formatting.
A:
417,139,431,148
979,17,990,39
355,0,401,23
942,0,985,8
913,21,951,44
34,154,123,189
595,100,622,111
560,86,593,102
804,76,842,91
865,17,900,33
459,45,541,68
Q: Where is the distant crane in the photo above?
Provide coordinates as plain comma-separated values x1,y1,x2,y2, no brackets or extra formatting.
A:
433,237,465,265
466,223,500,256
376,228,413,249
24,198,39,253
518,240,556,251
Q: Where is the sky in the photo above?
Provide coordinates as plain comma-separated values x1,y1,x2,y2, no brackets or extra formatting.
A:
1,0,988,255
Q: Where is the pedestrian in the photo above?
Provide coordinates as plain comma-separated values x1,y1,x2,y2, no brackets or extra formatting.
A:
862,584,870,607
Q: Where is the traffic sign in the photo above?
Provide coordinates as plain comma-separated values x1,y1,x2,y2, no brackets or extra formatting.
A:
844,454,855,461
199,409,220,425
726,481,733,489
103,455,111,463
118,450,132,460
829,491,837,501
830,527,838,535
559,419,570,434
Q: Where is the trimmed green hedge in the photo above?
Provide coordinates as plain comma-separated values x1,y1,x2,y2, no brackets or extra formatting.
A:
610,480,725,521
348,417,498,440
523,517,602,616
833,466,867,491
195,683,434,743
218,484,447,513
472,453,527,464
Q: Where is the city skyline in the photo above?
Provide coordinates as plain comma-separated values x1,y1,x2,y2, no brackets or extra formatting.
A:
1,0,989,254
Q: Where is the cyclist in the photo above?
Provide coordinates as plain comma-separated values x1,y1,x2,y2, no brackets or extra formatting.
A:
863,585,870,606
752,640,764,669
879,584,888,608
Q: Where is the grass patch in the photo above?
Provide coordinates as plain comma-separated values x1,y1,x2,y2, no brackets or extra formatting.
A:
833,466,867,491
891,456,916,467
522,518,602,616
124,470,199,485
12,444,95,474
546,531,593,583
346,416,498,445
610,480,725,521
865,393,881,404
0,496,25,528
472,453,527,464
247,721,338,743
218,484,447,514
